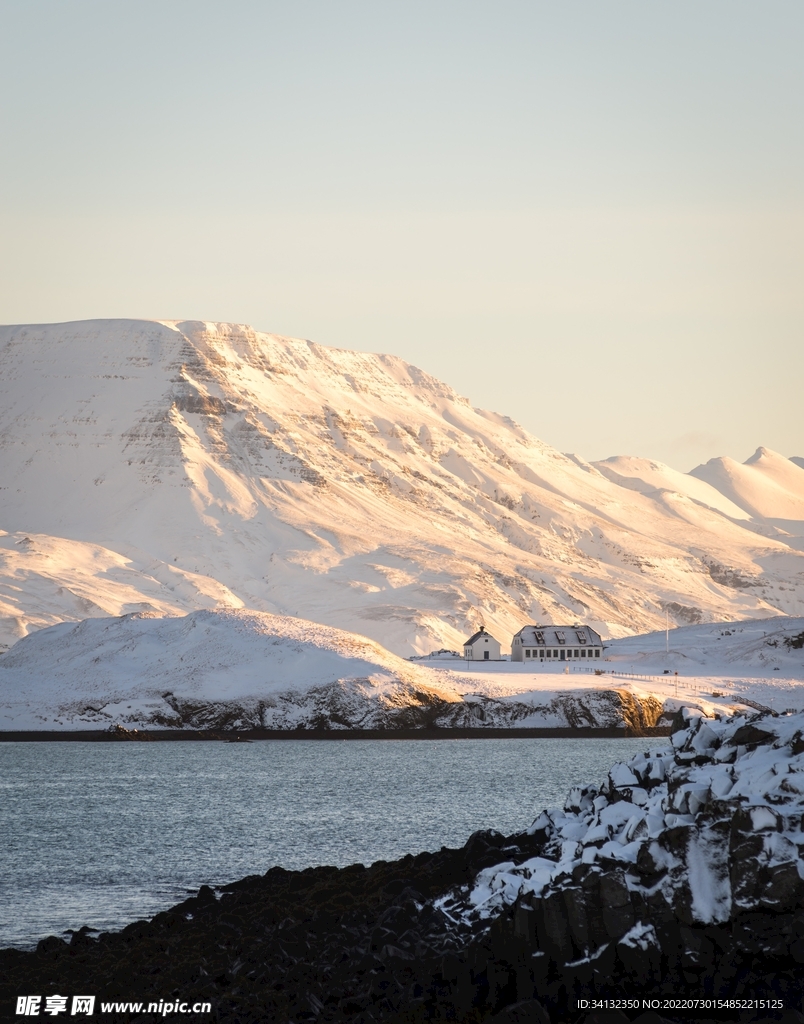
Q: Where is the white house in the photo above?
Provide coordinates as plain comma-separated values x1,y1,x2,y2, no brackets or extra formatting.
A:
463,627,502,661
510,624,603,663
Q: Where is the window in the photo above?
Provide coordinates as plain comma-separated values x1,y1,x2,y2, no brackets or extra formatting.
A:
556,630,566,644
525,649,531,658
594,650,600,657
484,650,489,660
581,649,586,657
576,631,587,644
546,650,551,657
534,630,545,644
574,650,579,657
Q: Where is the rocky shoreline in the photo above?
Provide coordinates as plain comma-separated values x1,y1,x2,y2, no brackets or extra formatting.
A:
3,709,804,1023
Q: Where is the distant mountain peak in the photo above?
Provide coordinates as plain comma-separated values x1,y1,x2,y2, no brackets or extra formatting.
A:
745,445,776,464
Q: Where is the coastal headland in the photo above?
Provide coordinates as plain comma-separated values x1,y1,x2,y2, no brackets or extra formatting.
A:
4,607,802,738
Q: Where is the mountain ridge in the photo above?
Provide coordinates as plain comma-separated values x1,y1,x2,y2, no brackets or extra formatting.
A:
690,445,804,521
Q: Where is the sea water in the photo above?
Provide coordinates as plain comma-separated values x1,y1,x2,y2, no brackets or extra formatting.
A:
0,736,654,949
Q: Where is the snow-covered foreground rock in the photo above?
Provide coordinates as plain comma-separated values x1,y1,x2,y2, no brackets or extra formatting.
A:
1,319,804,656
435,708,804,1012
0,609,666,732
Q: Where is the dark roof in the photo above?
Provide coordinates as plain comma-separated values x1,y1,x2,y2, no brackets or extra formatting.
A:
464,628,498,646
512,624,603,646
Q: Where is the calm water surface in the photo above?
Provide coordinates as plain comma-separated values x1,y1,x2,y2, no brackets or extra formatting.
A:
0,737,658,948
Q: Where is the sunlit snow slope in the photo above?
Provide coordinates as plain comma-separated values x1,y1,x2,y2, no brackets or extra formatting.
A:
1,319,803,654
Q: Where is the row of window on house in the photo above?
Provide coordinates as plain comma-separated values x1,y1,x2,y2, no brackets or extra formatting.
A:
522,646,601,659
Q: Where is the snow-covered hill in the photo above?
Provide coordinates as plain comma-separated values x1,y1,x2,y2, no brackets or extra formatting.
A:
2,608,802,732
1,318,803,655
0,610,456,731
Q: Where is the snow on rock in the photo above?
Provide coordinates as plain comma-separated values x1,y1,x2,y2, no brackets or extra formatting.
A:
451,707,804,965
1,319,804,656
0,609,666,732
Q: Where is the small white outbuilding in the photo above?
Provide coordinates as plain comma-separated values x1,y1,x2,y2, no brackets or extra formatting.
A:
463,627,502,661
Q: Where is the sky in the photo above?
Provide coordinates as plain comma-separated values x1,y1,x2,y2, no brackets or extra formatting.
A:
1,1,802,471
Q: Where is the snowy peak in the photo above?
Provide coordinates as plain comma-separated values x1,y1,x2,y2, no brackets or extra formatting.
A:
690,447,804,521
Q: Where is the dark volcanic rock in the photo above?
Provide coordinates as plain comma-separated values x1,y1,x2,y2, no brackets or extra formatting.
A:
0,835,552,1023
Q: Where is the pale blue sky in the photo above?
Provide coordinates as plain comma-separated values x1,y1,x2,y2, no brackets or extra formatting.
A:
1,1,802,469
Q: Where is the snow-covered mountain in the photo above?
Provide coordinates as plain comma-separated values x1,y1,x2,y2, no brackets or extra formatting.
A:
1,318,803,655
